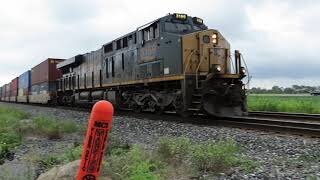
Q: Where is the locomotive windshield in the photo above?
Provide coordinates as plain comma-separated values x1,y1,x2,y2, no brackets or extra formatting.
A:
163,17,207,34
164,22,193,34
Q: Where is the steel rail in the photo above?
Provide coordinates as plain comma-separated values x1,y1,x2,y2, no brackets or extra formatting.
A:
217,116,320,137
1,102,319,137
248,111,320,122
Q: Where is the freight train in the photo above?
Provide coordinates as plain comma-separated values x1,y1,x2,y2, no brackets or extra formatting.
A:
0,13,248,117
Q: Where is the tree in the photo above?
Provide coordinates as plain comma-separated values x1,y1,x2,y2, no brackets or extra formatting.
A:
271,86,283,94
283,87,294,94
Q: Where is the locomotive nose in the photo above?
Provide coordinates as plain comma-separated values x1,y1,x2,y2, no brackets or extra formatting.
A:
202,79,248,117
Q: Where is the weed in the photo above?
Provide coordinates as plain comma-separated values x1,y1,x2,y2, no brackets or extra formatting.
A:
307,175,320,180
236,157,259,173
37,155,63,169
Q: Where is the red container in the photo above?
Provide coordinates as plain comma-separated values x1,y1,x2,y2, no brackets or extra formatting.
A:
31,58,64,85
10,77,19,96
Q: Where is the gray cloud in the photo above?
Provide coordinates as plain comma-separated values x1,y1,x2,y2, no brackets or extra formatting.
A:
0,0,319,88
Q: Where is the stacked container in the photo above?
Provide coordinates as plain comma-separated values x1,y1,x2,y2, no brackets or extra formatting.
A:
0,85,5,101
4,83,10,101
29,58,64,104
10,77,19,102
17,70,31,103
0,86,2,101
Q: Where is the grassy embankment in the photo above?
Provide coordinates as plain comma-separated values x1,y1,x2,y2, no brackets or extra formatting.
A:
248,95,320,114
0,106,79,164
36,136,257,179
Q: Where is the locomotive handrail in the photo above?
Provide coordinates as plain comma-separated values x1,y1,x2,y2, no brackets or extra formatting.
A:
195,45,206,89
183,50,195,75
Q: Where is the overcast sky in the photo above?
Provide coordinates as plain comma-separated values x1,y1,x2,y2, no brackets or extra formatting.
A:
0,0,319,88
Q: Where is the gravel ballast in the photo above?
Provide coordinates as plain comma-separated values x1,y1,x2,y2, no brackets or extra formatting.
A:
0,102,319,179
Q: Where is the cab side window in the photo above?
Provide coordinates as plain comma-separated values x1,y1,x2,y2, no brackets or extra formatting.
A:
142,22,159,42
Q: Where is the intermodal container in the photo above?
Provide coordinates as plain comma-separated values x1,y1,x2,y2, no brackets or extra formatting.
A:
18,70,31,96
31,58,65,85
2,85,5,98
0,86,3,100
10,77,19,96
2,85,5,99
5,83,10,100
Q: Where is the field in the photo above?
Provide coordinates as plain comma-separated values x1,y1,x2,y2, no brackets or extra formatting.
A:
248,94,320,114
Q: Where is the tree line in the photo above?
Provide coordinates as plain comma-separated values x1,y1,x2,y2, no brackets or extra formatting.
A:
249,85,320,94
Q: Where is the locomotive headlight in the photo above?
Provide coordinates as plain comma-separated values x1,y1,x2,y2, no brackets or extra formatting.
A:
212,33,218,44
214,65,222,72
240,67,246,74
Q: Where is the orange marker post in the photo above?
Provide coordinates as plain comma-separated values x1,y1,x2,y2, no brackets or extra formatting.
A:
77,100,114,180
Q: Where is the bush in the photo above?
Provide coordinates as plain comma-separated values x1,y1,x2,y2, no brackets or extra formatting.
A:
191,140,240,172
32,116,78,139
104,145,161,180
157,137,192,166
63,144,83,162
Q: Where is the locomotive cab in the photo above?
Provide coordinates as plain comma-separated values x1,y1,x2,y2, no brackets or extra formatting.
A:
122,13,247,117
154,13,248,117
180,28,247,117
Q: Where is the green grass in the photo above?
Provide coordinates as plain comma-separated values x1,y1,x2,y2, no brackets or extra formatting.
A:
0,106,79,164
156,137,192,166
104,145,162,180
31,116,78,139
0,106,30,163
248,95,320,114
35,136,256,179
103,137,257,179
157,138,257,174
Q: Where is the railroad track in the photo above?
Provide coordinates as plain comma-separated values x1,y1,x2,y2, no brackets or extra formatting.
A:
117,110,320,138
2,102,320,137
249,111,320,121
216,111,320,137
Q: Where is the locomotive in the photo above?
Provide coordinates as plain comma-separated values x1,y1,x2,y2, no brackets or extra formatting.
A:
1,13,248,117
